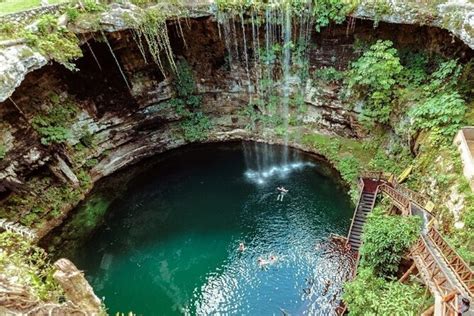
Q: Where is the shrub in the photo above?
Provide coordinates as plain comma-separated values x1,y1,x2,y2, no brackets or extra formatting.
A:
409,91,466,137
360,208,422,277
347,40,403,124
180,112,212,142
65,6,80,22
0,231,63,301
313,66,344,83
32,100,78,145
0,21,16,37
338,155,360,183
312,0,352,32
175,60,196,98
23,15,82,69
343,267,429,315
82,0,106,13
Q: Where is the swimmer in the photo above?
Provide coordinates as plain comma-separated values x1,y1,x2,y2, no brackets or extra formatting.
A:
257,257,270,267
322,279,331,296
270,255,278,262
238,242,246,252
277,186,289,201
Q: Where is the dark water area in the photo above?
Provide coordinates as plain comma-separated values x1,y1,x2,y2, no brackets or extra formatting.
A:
66,142,354,315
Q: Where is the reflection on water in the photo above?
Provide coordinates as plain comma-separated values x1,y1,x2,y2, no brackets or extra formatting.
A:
69,143,354,315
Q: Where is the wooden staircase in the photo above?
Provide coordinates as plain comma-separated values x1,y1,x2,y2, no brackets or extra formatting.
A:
346,178,379,252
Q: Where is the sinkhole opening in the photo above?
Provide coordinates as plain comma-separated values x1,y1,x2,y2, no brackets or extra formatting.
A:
54,142,355,315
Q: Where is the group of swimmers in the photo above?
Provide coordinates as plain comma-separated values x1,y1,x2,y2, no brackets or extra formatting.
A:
238,242,278,267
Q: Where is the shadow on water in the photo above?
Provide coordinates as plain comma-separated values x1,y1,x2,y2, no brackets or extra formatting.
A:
46,141,355,315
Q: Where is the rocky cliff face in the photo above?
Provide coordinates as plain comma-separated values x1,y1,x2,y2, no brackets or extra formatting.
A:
0,13,473,239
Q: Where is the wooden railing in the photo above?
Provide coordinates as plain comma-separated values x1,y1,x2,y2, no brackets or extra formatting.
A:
354,172,473,314
391,182,431,210
360,171,393,183
346,178,365,241
427,227,474,296
379,183,411,215
411,237,455,298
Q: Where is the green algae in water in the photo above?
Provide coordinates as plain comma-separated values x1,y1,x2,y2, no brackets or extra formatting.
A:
69,142,354,315
46,194,112,257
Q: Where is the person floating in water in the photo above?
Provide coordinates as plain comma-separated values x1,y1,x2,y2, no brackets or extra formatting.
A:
276,186,289,201
258,255,278,268
238,242,246,252
257,257,270,268
322,279,331,296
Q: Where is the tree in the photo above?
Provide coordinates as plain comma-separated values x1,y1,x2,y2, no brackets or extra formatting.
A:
343,267,429,315
347,40,403,124
359,207,421,277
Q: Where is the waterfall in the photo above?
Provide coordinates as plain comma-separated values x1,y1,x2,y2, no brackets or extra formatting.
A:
231,15,240,68
215,2,316,184
243,141,313,185
240,12,251,93
281,6,292,165
251,10,261,94
221,12,234,70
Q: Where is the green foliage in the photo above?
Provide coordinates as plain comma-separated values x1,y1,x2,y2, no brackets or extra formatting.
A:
180,112,212,142
32,100,78,145
429,59,462,91
409,91,466,137
128,8,179,75
0,21,16,37
372,0,393,27
312,0,351,32
65,5,80,22
23,14,82,69
338,155,360,183
368,140,412,175
0,173,91,228
399,51,429,85
175,59,197,98
80,130,95,148
313,66,344,83
84,158,99,168
347,40,403,124
457,59,474,98
82,0,106,13
343,267,430,316
360,208,422,277
0,144,6,160
0,231,64,301
216,0,352,32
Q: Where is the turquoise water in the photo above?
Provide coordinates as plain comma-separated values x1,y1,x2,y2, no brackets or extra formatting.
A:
72,142,354,315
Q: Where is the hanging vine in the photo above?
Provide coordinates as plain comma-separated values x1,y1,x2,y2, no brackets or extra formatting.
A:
126,1,189,76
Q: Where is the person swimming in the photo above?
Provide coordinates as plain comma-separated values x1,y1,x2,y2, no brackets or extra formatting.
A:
277,186,289,201
238,242,246,252
258,255,278,268
322,279,331,296
257,257,270,267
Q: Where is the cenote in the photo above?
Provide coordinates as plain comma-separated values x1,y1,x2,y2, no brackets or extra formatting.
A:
58,142,354,315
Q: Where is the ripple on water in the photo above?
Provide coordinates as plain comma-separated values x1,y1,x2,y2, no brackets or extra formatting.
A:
69,143,354,315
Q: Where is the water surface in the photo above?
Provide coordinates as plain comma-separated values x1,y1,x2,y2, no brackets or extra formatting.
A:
71,142,354,315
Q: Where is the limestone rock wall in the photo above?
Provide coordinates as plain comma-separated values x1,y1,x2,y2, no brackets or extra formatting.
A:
0,15,472,238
